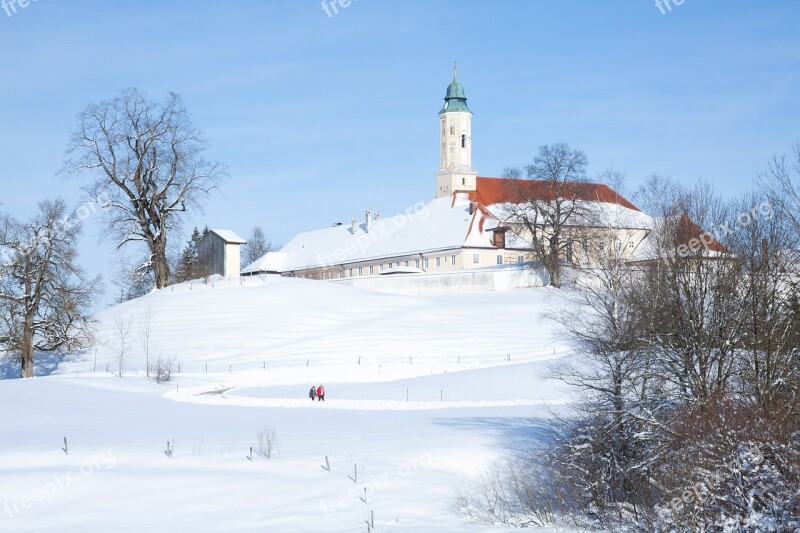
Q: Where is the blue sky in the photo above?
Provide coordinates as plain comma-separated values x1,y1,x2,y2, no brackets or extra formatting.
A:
1,0,799,304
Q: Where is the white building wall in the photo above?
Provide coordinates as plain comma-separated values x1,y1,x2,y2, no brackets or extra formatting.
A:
331,266,549,295
224,243,242,279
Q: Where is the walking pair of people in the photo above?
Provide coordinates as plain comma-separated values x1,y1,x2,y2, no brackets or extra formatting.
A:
309,385,325,401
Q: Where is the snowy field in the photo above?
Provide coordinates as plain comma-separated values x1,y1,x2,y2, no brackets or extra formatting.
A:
0,277,579,532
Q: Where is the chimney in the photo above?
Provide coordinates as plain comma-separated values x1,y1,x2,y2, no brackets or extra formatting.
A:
365,210,372,233
351,218,357,234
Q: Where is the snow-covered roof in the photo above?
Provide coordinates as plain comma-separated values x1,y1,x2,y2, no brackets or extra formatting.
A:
486,198,652,230
243,252,287,273
243,194,528,274
210,229,246,244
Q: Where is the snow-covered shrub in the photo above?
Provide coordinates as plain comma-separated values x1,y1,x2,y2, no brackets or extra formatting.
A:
151,356,176,384
651,395,800,532
255,426,279,459
455,457,564,528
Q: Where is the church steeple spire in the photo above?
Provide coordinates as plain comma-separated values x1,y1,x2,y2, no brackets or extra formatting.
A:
435,65,477,198
440,63,471,114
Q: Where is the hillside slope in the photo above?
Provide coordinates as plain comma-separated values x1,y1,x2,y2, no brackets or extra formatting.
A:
1,277,581,532
75,276,575,377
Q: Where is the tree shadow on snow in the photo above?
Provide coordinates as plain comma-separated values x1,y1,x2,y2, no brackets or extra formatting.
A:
0,351,81,379
433,416,558,455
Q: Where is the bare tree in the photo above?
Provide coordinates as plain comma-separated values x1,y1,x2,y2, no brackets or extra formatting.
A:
633,181,743,401
62,88,226,289
503,143,591,287
0,199,100,378
727,193,800,411
244,226,272,266
112,315,132,378
139,305,154,378
548,173,662,523
758,142,800,235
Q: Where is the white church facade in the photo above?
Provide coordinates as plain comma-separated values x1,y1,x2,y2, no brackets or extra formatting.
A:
242,70,651,280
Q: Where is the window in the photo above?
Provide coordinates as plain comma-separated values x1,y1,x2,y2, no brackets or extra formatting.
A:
388,262,393,269
436,257,441,267
405,260,409,267
462,177,465,185
451,254,456,265
616,239,622,251
517,254,524,263
473,253,480,264
415,259,420,268
450,123,455,135
369,265,374,274
496,255,504,265
461,134,466,148
358,267,363,276
424,258,429,268
628,240,635,249
349,268,353,277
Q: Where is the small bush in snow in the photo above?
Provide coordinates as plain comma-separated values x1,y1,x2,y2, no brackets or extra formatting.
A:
455,461,561,528
255,426,279,459
151,356,176,384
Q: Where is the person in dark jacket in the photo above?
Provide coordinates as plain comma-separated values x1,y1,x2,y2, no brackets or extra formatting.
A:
309,386,317,401
316,385,325,401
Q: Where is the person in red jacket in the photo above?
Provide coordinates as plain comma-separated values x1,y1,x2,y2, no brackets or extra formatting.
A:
316,385,325,401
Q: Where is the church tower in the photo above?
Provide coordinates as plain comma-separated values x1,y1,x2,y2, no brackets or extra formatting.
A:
435,65,477,199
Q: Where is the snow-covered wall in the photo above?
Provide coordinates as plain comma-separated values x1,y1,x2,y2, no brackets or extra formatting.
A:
330,266,549,295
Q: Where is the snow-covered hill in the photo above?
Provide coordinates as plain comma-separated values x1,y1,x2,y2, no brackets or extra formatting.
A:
83,275,574,375
0,277,579,532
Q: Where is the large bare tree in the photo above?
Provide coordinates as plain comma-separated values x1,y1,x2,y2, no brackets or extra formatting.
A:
0,200,101,378
503,143,591,288
63,88,226,289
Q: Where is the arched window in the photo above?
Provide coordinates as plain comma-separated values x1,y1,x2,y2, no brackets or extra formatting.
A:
461,134,466,148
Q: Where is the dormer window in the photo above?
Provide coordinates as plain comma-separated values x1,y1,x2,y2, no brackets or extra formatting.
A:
493,229,506,249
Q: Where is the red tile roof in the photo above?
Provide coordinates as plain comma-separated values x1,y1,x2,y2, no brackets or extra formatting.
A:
465,176,641,212
676,213,728,253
